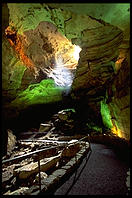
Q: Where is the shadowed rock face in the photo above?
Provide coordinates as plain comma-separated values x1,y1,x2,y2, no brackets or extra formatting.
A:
71,20,123,100
2,3,130,140
107,55,130,140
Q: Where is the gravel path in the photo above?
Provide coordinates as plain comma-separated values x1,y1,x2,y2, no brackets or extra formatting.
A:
54,143,129,195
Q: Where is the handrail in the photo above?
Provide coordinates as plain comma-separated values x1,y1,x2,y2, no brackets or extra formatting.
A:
2,146,58,165
2,135,89,165
2,134,90,194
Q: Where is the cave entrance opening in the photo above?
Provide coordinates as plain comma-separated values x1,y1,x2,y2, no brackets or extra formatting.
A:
42,44,82,89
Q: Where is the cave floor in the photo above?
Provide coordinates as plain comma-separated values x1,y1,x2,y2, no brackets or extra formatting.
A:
54,143,130,195
2,129,130,195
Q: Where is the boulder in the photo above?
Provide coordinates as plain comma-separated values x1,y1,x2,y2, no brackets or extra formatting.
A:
7,129,16,155
13,154,60,179
58,109,75,120
35,171,48,183
53,109,76,133
61,142,80,158
2,164,15,183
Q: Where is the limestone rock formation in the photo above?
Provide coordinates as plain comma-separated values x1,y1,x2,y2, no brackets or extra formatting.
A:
3,3,123,110
52,109,76,133
2,4,74,116
2,3,130,141
107,55,130,139
71,20,123,100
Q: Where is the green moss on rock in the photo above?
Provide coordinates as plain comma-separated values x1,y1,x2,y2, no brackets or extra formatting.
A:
11,79,65,109
100,99,113,129
86,122,102,133
51,8,65,35
7,3,67,36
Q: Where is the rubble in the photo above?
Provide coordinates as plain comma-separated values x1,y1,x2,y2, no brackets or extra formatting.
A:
2,109,90,195
2,133,90,195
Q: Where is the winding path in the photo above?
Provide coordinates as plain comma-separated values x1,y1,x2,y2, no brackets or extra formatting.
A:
54,143,129,195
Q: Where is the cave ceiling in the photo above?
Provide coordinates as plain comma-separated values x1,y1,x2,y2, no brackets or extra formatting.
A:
47,3,130,40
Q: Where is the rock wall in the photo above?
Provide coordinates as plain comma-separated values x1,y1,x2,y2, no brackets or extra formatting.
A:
71,19,123,101
108,48,130,140
100,42,130,140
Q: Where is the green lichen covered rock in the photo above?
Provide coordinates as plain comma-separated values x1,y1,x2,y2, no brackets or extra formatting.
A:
100,99,113,129
11,79,65,109
7,3,54,35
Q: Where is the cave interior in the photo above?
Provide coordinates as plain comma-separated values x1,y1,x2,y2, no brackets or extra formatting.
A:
2,3,130,195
